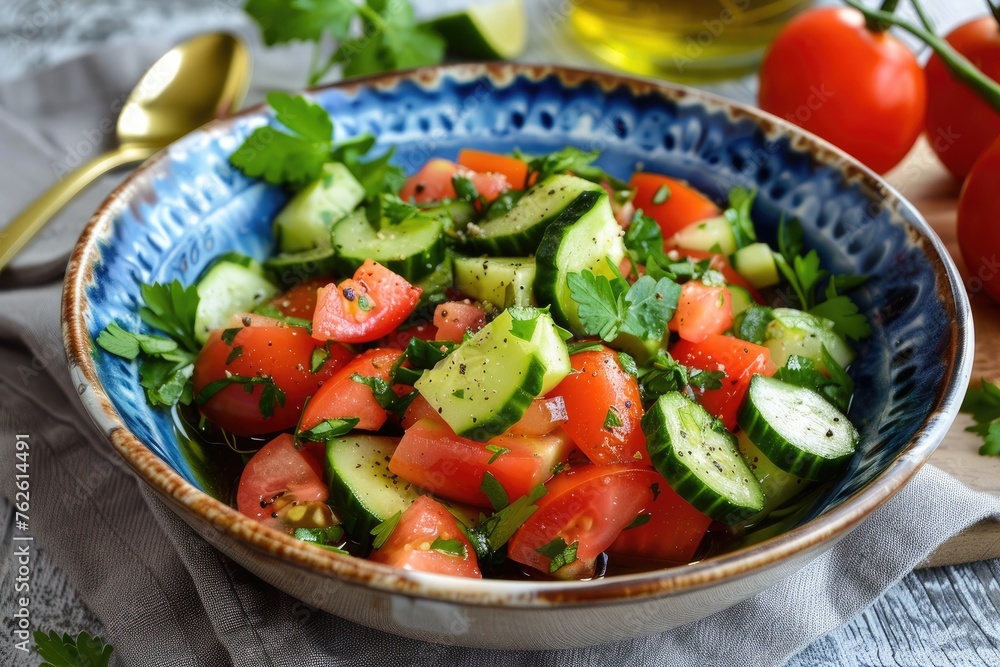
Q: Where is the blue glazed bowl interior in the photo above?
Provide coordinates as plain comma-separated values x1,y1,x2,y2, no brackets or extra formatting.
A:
83,66,956,531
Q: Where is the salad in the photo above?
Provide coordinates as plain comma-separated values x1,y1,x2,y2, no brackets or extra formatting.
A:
98,94,871,580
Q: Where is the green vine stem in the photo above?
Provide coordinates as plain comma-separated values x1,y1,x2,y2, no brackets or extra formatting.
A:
990,1,1000,29
865,0,900,32
844,0,1000,113
910,0,935,33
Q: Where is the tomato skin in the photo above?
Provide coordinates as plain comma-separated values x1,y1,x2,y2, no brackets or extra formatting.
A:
608,473,712,565
957,135,1000,303
759,7,926,174
457,149,529,189
236,433,329,530
299,348,403,432
389,418,574,507
669,281,734,344
433,301,487,343
672,249,763,301
268,276,331,320
193,326,352,437
399,158,511,204
671,334,777,430
312,260,422,344
924,17,1000,181
630,172,721,238
370,496,482,578
547,347,648,465
507,463,660,577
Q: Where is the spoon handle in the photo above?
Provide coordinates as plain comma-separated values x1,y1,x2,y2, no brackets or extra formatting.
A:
0,144,158,273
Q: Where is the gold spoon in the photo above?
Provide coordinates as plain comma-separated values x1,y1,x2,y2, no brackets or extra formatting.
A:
0,32,252,272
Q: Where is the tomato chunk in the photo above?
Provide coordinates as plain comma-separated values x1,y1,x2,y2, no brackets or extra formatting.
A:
608,474,712,565
399,158,511,204
547,347,648,465
433,301,486,343
193,325,353,437
312,260,422,344
390,418,574,507
457,149,529,190
673,249,763,301
630,172,721,239
671,334,776,430
669,280,734,344
299,348,404,432
370,496,482,578
507,463,661,578
236,433,330,531
268,276,331,320
507,396,569,437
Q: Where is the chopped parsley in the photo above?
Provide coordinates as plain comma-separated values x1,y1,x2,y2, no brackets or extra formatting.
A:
480,471,510,511
195,375,286,419
535,536,579,574
297,417,360,443
370,510,402,549
430,536,467,558
34,629,113,667
961,379,1000,456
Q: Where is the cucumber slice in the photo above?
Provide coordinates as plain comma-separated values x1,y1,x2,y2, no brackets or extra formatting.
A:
670,216,737,255
765,308,855,371
331,209,445,283
193,259,280,343
414,309,549,441
736,431,809,520
423,0,527,60
465,174,603,256
452,255,536,309
423,200,478,235
534,188,626,335
507,307,571,394
274,162,365,253
732,242,780,288
414,251,454,301
727,285,754,318
325,435,422,547
738,375,858,481
264,247,336,287
642,391,763,523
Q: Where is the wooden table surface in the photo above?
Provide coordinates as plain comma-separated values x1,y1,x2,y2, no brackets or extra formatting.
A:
885,139,1000,568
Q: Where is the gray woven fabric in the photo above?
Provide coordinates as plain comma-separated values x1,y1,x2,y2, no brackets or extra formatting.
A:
2,32,1000,667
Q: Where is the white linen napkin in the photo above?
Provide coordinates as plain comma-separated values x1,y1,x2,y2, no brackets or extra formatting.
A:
2,39,999,667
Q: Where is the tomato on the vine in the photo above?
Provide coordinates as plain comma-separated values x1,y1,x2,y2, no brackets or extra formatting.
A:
924,16,1000,181
758,7,926,174
957,135,1000,302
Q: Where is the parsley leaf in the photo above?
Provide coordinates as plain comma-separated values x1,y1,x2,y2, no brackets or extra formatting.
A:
568,264,680,344
624,513,651,530
253,302,313,331
139,358,194,407
775,349,854,414
733,305,775,345
430,536,467,558
723,187,757,250
294,525,346,553
808,281,873,341
480,471,510,510
604,408,623,429
961,379,1000,456
366,192,419,228
513,146,631,204
333,1,444,79
688,368,725,390
370,510,402,549
245,0,356,45
467,483,547,562
568,269,625,341
96,322,180,360
620,275,682,341
623,211,670,267
195,375,286,419
485,444,511,465
138,280,201,353
634,350,722,402
297,417,360,443
535,536,579,574
349,373,416,413
34,629,113,667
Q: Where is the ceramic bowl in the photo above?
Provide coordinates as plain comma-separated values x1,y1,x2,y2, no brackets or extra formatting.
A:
63,63,973,649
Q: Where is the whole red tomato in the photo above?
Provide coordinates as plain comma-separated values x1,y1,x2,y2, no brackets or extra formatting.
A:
925,17,1000,181
957,134,1000,302
758,7,926,174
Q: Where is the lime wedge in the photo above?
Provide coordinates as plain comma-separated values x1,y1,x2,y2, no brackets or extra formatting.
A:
425,0,527,60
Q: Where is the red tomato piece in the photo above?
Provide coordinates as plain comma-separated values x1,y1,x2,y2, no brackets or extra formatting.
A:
379,322,439,350
547,347,648,465
608,473,712,565
958,135,1000,303
389,418,574,507
193,325,353,437
312,260,422,344
669,281,734,344
268,276,331,320
400,394,441,430
457,148,529,190
671,249,763,302
299,348,404,432
433,301,486,343
236,433,329,531
758,7,926,174
671,334,777,430
507,463,661,578
507,396,569,437
629,172,721,239
370,496,482,578
399,158,511,204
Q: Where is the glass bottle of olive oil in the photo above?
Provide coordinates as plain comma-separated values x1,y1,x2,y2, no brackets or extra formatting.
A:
570,0,813,82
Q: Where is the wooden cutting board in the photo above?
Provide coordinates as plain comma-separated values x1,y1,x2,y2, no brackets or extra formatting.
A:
883,139,1000,568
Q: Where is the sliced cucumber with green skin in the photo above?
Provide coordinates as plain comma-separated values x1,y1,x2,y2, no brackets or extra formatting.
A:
423,0,527,60
738,375,858,481
331,209,445,283
325,435,421,548
727,285,754,318
670,216,737,255
736,430,809,520
732,242,780,288
423,200,478,235
264,247,336,287
452,255,536,309
765,308,855,372
414,251,454,301
642,391,764,523
464,174,604,256
415,309,550,441
194,259,280,343
534,189,626,335
507,307,571,394
274,162,365,253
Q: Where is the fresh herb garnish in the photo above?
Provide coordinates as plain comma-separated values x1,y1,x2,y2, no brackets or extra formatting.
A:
430,536,468,558
723,187,757,250
480,471,510,511
366,192,419,228
252,303,314,331
652,184,671,205
349,373,416,413
566,340,604,355
513,146,631,206
294,525,346,552
96,319,197,408
310,343,331,373
451,174,480,203
484,189,524,221
466,483,547,564
623,211,671,268
138,280,202,353
370,509,402,549
775,348,854,414
34,629,113,667
225,346,243,364
634,350,723,402
624,513,651,530
734,305,775,345
960,379,1000,456
195,375,286,419
297,417,360,443
603,407,623,429
535,536,579,574
687,368,726,390
485,444,511,465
